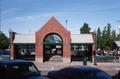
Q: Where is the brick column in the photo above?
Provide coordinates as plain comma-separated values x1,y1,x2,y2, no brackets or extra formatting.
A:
63,31,71,63
9,32,16,60
35,32,43,63
10,44,14,60
92,32,96,63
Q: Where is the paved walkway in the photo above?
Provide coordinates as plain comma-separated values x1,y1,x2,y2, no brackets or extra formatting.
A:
34,61,120,76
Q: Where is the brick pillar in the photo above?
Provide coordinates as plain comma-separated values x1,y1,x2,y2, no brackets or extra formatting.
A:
9,32,16,60
63,32,71,63
10,44,14,60
35,32,43,63
92,32,96,63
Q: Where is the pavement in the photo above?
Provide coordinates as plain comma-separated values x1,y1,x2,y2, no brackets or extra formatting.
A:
34,61,120,76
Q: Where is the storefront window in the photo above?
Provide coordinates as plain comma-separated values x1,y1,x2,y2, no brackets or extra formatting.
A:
15,44,35,60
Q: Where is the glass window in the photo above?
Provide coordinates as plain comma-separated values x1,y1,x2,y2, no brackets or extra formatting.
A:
4,64,39,75
44,34,62,43
17,45,35,56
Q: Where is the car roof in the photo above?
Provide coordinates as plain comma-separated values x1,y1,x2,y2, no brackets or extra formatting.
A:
61,66,101,72
0,60,33,65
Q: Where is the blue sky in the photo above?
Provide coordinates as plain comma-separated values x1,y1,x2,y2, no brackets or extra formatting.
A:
1,0,120,36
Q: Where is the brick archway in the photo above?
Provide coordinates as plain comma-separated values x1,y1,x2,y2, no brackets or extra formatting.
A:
43,33,63,62
35,17,71,63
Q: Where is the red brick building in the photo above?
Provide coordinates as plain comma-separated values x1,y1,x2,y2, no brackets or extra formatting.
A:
10,17,96,63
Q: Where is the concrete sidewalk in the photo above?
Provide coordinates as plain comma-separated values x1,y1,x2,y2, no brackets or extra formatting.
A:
34,61,120,76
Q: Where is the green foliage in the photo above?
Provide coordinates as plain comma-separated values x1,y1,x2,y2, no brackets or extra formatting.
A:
0,32,10,50
111,30,117,41
80,23,91,34
105,24,112,49
97,23,119,50
79,22,119,50
116,34,120,40
112,30,116,39
100,26,107,49
97,27,101,49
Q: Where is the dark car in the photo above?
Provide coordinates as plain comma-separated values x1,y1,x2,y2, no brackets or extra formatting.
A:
0,60,46,79
0,49,10,60
47,66,112,79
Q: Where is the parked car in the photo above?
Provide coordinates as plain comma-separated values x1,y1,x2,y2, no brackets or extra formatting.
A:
0,60,46,79
47,66,112,79
0,49,10,60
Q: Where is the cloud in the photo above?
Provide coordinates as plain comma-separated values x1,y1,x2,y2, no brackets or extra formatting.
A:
1,7,20,15
4,12,68,22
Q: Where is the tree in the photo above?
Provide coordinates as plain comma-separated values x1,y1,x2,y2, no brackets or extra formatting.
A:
97,27,101,49
117,34,120,40
111,30,117,41
100,24,112,49
0,32,10,50
98,23,118,50
101,26,107,49
106,23,112,49
80,23,91,34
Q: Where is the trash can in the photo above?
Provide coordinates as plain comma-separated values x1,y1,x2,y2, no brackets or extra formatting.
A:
83,57,87,65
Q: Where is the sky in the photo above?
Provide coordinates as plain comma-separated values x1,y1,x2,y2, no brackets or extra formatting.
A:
1,0,120,37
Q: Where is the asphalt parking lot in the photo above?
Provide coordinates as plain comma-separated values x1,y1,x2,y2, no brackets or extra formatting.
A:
34,61,120,76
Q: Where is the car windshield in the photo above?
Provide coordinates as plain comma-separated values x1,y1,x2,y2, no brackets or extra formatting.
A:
3,63,40,77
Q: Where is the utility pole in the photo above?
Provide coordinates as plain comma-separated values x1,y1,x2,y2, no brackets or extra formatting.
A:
116,20,120,63
0,0,1,33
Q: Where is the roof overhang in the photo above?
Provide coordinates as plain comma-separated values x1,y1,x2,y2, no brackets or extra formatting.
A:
71,34,94,44
13,34,94,44
13,34,35,44
114,41,120,48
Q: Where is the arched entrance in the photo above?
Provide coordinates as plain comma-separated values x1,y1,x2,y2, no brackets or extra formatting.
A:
43,33,63,61
35,17,71,63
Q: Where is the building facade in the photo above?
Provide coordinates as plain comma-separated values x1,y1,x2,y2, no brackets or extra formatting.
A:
10,17,96,63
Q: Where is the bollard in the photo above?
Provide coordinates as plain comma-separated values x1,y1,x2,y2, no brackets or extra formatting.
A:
83,57,87,65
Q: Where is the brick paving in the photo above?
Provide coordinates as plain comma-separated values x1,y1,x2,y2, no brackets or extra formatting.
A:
34,61,120,76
